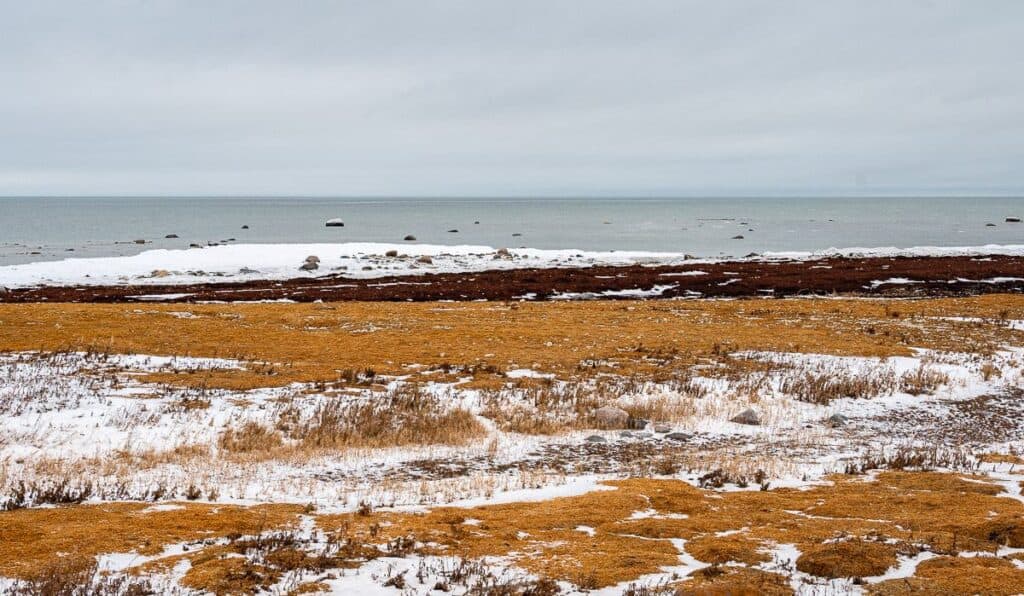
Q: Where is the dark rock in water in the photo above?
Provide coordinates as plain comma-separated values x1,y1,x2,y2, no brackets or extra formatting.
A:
416,255,433,264
653,423,672,433
826,413,849,427
512,233,522,237
986,223,997,227
619,430,634,438
65,248,74,251
585,435,607,444
134,239,146,244
189,243,202,248
1007,217,1021,223
730,408,761,425
665,432,691,442
744,252,759,258
362,265,373,271
496,247,511,257
404,235,417,241
731,235,745,240
165,234,179,239
241,225,249,229
238,267,259,274
299,261,319,271
633,431,652,439
448,229,459,233
325,218,345,227
385,249,399,257
305,255,320,264
474,221,480,224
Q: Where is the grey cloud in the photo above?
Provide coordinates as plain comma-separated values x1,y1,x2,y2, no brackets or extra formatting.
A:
1,0,1022,195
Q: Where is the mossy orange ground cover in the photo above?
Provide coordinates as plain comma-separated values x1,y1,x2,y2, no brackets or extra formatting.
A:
313,471,1024,590
0,295,1021,389
0,502,304,580
3,471,1023,591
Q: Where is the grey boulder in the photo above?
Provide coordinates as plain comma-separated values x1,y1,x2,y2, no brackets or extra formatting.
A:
730,408,761,426
593,406,629,429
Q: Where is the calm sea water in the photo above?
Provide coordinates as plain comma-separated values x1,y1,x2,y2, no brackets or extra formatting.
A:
1,197,1022,266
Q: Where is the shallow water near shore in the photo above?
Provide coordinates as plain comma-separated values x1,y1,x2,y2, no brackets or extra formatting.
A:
2,196,1023,266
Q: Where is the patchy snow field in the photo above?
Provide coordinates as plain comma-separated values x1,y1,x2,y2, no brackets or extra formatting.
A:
4,301,1024,593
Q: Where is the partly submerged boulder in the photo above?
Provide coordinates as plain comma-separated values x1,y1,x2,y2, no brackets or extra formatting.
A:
585,435,607,444
416,255,433,265
325,218,345,227
404,235,417,241
299,261,319,271
385,249,399,257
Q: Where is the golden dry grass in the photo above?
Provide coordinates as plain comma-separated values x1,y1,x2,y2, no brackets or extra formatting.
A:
0,502,304,580
1,295,1022,389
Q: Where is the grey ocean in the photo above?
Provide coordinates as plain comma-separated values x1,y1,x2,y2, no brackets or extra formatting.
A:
1,197,1022,266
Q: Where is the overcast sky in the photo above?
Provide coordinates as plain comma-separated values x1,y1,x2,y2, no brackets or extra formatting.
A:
2,1,1023,196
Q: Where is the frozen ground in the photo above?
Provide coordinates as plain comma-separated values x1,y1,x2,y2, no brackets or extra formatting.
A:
4,321,1024,593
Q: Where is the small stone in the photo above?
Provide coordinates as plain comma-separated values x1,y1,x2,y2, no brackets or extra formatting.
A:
1006,217,1022,223
826,413,849,427
496,247,511,257
474,221,480,224
299,261,319,271
730,408,761,426
653,423,672,434
448,229,459,233
241,225,249,229
633,431,652,439
325,218,345,227
512,233,522,237
385,250,399,257
627,417,649,430
731,235,744,240
151,269,171,278
416,255,433,264
585,435,607,444
165,234,179,239
665,432,691,442
986,223,997,227
133,239,146,244
404,235,417,241
619,430,634,438
305,255,320,264
189,243,202,248
238,267,259,274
